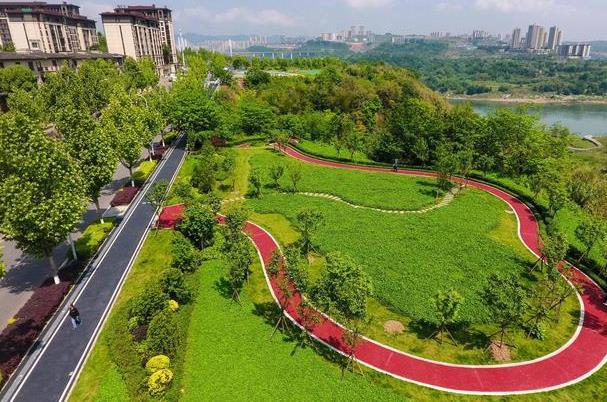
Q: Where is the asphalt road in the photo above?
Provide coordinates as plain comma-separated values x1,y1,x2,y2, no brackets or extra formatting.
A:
0,136,186,402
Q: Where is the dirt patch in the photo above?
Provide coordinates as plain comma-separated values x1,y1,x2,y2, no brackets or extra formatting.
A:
384,320,405,335
489,342,511,362
237,144,251,148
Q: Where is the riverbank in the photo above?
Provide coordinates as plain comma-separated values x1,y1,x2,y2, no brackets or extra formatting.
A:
447,95,607,105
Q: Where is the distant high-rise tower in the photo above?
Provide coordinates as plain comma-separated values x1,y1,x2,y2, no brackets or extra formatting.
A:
511,28,521,48
547,26,562,51
526,24,544,50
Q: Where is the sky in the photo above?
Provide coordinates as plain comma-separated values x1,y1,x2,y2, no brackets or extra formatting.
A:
79,0,607,41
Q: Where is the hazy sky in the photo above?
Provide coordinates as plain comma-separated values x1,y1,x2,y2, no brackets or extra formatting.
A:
80,0,606,41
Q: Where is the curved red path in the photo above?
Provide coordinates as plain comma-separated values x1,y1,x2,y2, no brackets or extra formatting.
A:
165,147,607,394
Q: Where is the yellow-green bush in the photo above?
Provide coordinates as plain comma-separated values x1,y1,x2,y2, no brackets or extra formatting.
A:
133,160,158,186
73,220,115,260
147,368,173,395
168,299,179,311
145,355,170,374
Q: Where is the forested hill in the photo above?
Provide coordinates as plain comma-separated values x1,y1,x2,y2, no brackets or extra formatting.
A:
350,41,607,97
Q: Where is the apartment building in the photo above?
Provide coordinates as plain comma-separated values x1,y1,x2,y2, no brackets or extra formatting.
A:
101,5,176,72
0,2,97,52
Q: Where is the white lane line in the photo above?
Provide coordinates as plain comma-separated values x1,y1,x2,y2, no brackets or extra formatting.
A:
5,139,183,402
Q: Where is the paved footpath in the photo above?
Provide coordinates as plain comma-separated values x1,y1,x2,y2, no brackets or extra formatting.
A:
245,146,607,395
0,137,186,402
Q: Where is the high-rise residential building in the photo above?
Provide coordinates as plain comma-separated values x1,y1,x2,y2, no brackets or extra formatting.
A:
0,2,98,53
558,43,591,59
101,5,176,71
547,26,562,51
526,24,545,50
511,28,521,48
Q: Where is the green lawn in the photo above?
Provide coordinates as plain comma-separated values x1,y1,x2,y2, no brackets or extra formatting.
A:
294,139,374,164
250,147,441,211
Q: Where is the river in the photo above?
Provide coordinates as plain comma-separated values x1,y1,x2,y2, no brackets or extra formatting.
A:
450,100,607,137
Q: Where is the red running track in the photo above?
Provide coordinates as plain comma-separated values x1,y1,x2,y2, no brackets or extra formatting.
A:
163,147,607,395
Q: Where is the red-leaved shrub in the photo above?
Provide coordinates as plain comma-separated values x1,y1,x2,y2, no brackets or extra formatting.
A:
110,186,139,207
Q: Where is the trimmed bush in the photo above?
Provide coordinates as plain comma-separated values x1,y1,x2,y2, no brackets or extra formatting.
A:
160,269,193,304
145,354,170,374
147,310,179,356
73,220,114,260
129,287,167,325
171,237,202,273
147,368,173,396
133,160,157,186
110,186,139,207
168,299,179,311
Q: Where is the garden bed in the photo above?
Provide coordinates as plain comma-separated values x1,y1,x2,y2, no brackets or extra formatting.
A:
110,186,139,207
0,259,84,384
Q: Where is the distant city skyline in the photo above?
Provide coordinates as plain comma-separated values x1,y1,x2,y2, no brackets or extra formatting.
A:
78,0,607,41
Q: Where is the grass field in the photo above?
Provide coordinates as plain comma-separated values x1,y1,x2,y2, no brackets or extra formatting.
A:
294,139,374,163
250,148,441,211
71,143,606,400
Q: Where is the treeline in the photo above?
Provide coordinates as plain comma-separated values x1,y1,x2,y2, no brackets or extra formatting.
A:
0,57,166,281
352,42,607,96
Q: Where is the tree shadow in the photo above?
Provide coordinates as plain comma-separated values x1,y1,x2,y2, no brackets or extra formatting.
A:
408,319,489,351
213,277,233,300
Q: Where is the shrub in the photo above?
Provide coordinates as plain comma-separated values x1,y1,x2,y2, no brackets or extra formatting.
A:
168,299,179,311
0,280,69,378
73,220,114,260
160,269,193,304
171,237,202,273
129,287,167,325
131,324,148,342
147,310,179,356
145,355,170,374
110,186,139,207
177,203,216,249
147,368,173,396
133,160,157,186
127,316,139,331
173,182,193,202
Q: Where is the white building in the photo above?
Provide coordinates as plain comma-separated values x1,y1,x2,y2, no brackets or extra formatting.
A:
0,2,97,53
101,5,176,73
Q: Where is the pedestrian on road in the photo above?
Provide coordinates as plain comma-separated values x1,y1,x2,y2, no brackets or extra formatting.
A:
68,303,81,329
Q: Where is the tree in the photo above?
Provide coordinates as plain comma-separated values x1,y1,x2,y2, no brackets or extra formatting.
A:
331,114,354,157
482,273,527,347
287,162,303,193
457,147,474,186
177,203,216,250
546,184,568,218
2,41,15,52
238,96,276,136
222,206,249,252
575,219,607,264
248,168,263,198
268,163,285,189
225,236,254,303
57,106,117,222
295,208,324,256
101,91,146,186
283,245,309,292
206,192,222,215
434,143,458,191
344,128,364,161
244,67,271,87
412,137,430,167
0,112,86,284
568,167,604,210
536,229,569,272
146,180,169,217
0,65,37,94
476,154,495,177
271,274,293,338
312,252,373,321
431,290,464,345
